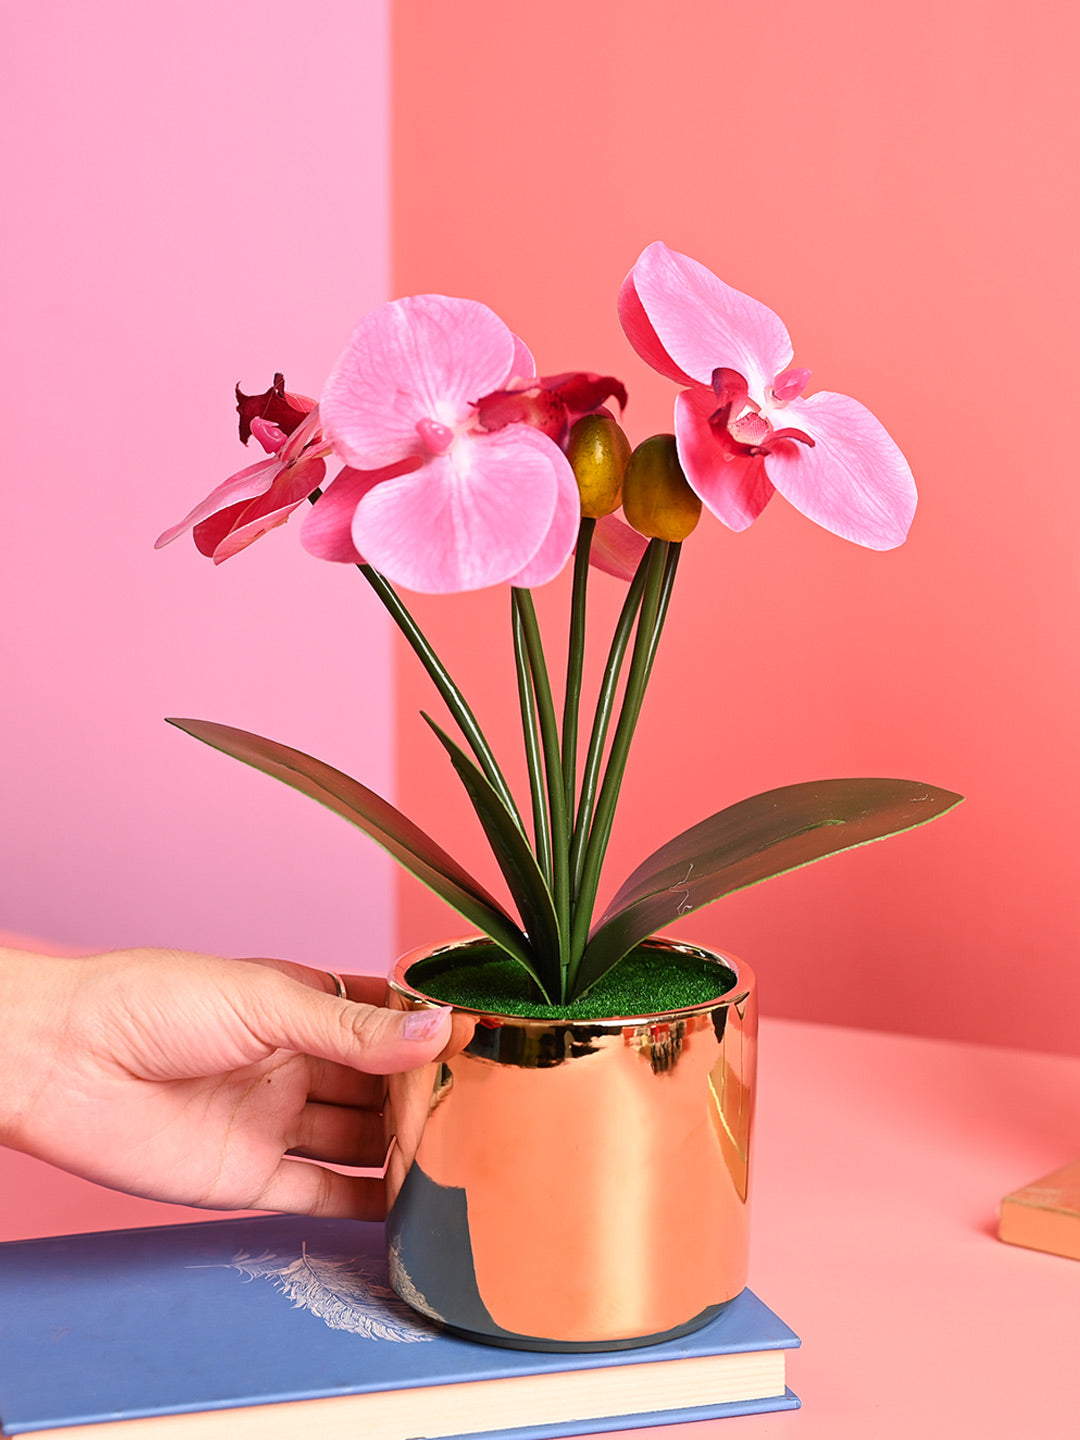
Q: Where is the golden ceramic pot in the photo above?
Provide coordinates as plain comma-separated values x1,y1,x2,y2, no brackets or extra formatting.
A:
385,936,756,1352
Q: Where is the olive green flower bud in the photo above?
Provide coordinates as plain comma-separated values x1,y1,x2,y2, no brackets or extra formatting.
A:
622,434,702,541
566,415,632,519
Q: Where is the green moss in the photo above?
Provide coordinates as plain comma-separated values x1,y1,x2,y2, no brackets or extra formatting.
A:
406,942,736,1019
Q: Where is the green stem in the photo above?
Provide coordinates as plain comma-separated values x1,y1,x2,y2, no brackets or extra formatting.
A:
568,554,650,901
359,565,525,830
567,540,675,981
358,563,520,823
561,518,596,819
305,491,521,828
512,588,571,992
645,542,681,678
512,595,552,890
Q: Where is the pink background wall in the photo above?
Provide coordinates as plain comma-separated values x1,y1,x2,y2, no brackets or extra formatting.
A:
391,0,1080,1055
3,3,1079,1059
1,3,396,972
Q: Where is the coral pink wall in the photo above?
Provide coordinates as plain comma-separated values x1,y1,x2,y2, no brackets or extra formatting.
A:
1,3,396,971
392,0,1080,1053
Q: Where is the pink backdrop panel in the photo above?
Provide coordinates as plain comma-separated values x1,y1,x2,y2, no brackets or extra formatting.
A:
391,0,1080,1053
1,3,395,971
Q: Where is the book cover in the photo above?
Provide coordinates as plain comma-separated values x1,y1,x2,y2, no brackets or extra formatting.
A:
999,1158,1080,1261
0,1215,800,1439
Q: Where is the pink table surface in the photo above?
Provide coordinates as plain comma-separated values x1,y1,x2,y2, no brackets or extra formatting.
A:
2,1004,1078,1434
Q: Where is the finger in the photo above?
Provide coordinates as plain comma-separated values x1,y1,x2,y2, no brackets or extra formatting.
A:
235,957,381,1000
247,977,454,1076
242,961,465,1063
288,1101,390,1168
437,1011,477,1063
236,961,391,1011
253,1160,386,1220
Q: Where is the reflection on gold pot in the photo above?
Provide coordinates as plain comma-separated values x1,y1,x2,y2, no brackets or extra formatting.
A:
385,936,756,1352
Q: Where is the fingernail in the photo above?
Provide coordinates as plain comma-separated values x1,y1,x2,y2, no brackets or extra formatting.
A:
401,1005,452,1041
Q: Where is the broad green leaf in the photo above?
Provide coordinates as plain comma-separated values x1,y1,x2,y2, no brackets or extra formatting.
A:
575,778,964,997
166,717,532,969
422,713,561,997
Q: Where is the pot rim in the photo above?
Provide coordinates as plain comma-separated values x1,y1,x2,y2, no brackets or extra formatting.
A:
387,934,754,1028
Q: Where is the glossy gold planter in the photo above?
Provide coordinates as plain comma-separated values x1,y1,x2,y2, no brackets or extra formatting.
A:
385,936,756,1352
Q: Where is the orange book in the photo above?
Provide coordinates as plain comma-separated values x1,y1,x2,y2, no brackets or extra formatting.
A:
999,1159,1080,1261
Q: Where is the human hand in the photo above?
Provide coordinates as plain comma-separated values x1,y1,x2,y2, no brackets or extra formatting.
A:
0,946,463,1218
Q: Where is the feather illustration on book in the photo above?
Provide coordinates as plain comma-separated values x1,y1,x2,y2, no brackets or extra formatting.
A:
195,1241,437,1342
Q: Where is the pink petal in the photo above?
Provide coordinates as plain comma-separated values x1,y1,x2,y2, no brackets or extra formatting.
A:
508,436,581,588
674,388,775,531
236,374,315,445
617,268,696,387
278,404,325,463
628,242,793,402
154,456,281,549
765,390,917,549
196,500,290,562
351,428,563,593
301,462,419,564
589,512,649,581
249,416,288,454
320,294,519,470
473,385,568,442
203,455,326,563
509,332,536,381
540,371,628,418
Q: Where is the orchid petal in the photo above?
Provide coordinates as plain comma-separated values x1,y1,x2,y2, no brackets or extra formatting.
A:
249,417,288,455
510,332,536,381
351,428,562,593
617,268,697,387
674,388,775,532
711,367,751,426
278,404,325,464
154,456,281,549
507,434,581,588
235,374,315,445
474,385,568,441
320,294,518,469
474,372,627,446
301,461,419,564
201,455,326,563
628,242,793,402
589,512,650,581
196,501,290,562
540,372,628,419
766,391,917,550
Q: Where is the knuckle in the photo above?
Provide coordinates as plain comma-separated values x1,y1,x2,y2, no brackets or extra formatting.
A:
342,1002,396,1059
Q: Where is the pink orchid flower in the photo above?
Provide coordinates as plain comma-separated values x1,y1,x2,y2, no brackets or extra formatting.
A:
309,294,591,593
155,378,328,563
619,242,916,549
303,461,649,582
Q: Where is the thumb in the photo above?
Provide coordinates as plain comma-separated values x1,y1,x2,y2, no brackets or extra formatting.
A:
245,971,453,1074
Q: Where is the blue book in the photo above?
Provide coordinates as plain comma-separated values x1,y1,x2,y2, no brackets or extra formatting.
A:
0,1215,800,1439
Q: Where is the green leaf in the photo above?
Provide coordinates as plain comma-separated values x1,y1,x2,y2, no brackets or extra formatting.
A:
421,712,561,998
576,778,964,996
166,717,533,969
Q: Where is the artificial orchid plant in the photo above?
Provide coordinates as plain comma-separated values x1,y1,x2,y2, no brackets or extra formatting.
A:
158,241,961,1007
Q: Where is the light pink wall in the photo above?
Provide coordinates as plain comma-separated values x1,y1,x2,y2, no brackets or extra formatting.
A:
1,3,395,971
392,0,1080,1053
